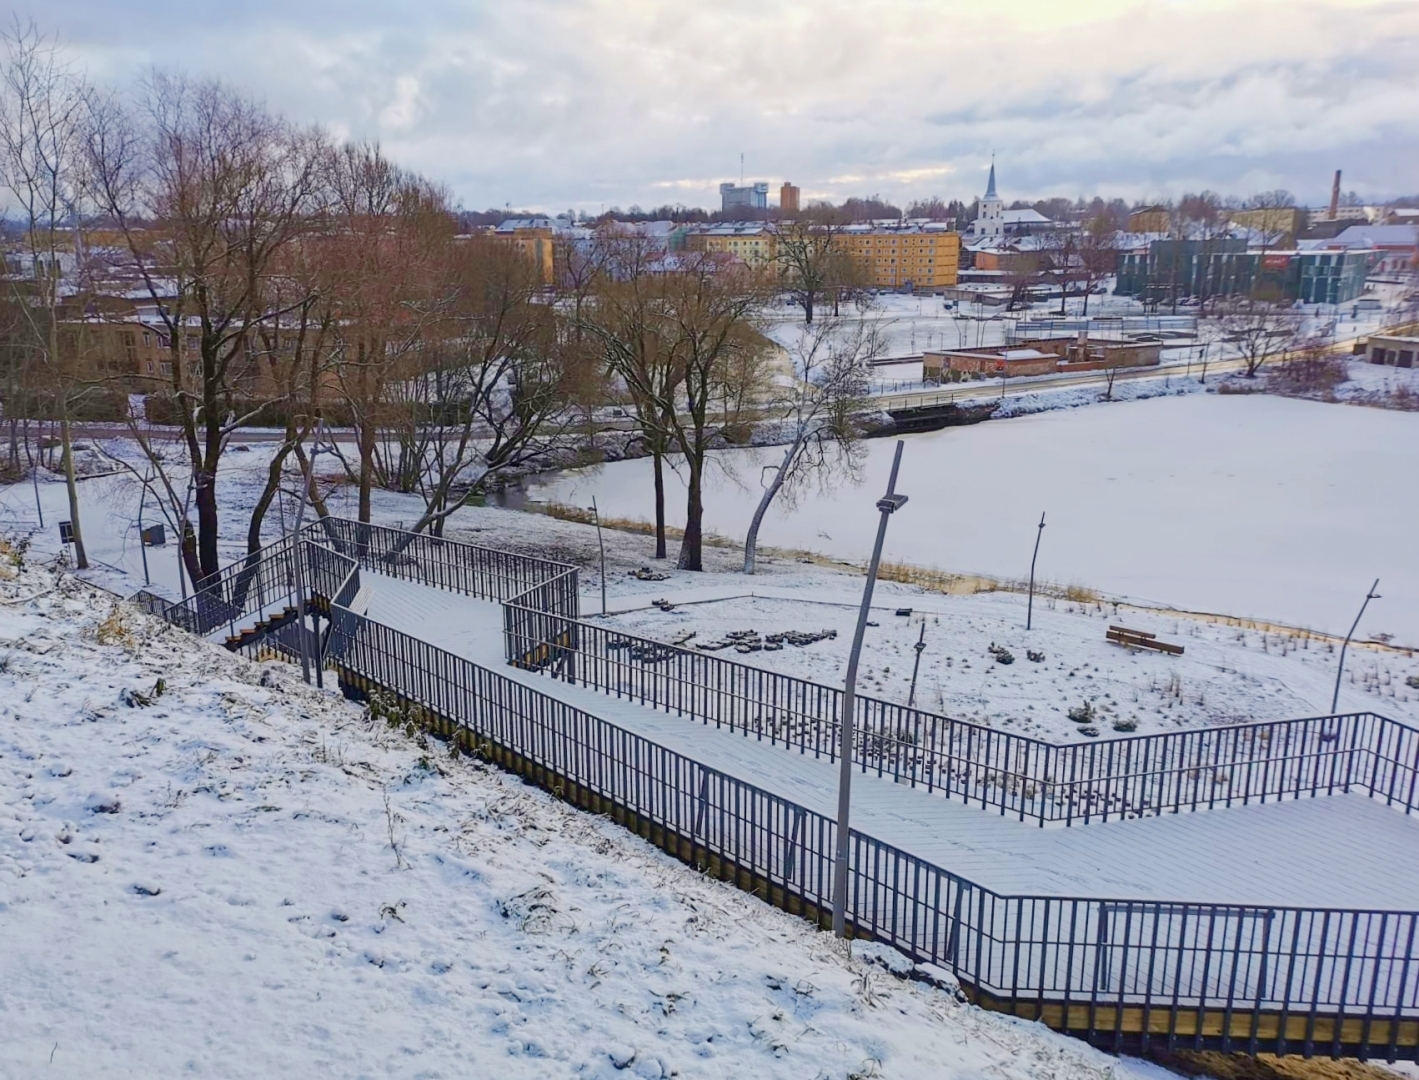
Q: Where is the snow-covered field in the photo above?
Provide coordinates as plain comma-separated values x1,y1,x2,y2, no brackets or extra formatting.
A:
532,393,1419,647
2,549,1192,1079
596,585,1419,742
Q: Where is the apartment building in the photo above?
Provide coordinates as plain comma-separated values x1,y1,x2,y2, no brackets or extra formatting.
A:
836,224,961,290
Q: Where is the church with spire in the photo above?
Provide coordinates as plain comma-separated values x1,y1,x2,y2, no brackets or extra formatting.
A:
973,160,1006,238
968,160,1052,240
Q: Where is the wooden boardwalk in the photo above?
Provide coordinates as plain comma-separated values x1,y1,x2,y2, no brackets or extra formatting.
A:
366,574,1419,912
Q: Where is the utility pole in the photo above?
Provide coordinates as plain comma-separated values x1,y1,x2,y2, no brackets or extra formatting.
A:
1026,511,1046,630
591,497,607,616
832,440,909,941
1332,579,1380,714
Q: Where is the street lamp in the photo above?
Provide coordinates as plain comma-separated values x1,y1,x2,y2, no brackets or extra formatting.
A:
1026,511,1046,630
832,439,909,941
590,497,607,616
1332,578,1380,714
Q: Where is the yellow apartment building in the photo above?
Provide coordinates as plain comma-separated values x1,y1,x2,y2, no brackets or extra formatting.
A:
684,224,777,268
836,227,960,289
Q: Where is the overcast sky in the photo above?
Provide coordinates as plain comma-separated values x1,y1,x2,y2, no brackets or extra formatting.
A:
40,0,1419,213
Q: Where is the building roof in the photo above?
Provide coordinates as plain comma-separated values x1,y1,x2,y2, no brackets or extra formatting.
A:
1002,208,1051,225
1329,224,1418,248
985,161,997,200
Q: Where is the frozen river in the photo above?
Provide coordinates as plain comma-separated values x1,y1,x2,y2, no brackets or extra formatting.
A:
532,394,1419,645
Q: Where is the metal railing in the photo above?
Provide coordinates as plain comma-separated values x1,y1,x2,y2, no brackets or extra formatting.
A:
315,598,1419,1059
257,516,1419,829
505,610,1419,827
128,518,1419,1057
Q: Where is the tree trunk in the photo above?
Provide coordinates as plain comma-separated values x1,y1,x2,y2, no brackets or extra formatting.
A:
677,458,703,572
743,443,794,574
248,440,295,554
194,468,221,580
358,417,375,524
652,450,667,560
57,411,88,570
804,290,815,326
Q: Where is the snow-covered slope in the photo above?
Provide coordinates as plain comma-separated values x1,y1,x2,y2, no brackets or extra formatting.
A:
1,552,1163,1080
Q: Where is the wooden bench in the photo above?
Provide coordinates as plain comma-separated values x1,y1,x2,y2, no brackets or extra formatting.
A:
1107,624,1184,655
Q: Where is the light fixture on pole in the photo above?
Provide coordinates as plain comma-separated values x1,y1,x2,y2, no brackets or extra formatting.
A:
1332,578,1380,714
832,439,908,941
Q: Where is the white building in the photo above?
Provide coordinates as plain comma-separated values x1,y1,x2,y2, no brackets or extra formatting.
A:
970,162,1053,239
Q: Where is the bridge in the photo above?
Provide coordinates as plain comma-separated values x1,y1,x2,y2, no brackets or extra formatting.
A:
132,519,1419,1062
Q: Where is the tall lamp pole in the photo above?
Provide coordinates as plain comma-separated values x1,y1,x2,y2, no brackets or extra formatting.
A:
591,496,607,616
1331,578,1380,714
1026,511,1046,630
832,440,909,940
907,622,927,708
137,465,151,587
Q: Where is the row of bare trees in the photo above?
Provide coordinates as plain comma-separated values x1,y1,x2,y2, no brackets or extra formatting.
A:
1,24,885,586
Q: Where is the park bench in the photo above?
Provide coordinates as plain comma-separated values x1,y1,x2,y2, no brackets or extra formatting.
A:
1106,624,1184,655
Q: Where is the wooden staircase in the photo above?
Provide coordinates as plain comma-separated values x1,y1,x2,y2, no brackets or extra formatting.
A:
224,605,300,652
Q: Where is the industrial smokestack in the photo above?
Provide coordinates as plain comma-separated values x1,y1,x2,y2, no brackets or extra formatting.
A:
1329,169,1342,220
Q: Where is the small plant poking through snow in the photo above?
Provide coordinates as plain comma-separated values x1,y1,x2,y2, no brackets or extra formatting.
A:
987,643,1015,665
94,604,135,648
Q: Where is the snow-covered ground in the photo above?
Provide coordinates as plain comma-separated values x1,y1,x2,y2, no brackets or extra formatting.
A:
595,585,1419,742
2,548,1196,1079
532,393,1419,648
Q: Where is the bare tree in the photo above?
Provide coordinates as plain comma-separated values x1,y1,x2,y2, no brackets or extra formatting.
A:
743,313,876,573
773,206,860,324
86,72,327,582
0,21,90,566
1216,300,1301,378
1038,230,1080,316
322,142,451,522
1075,214,1118,316
660,254,771,571
398,235,589,537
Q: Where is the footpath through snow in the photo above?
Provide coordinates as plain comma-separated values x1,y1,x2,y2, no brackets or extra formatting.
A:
0,549,1174,1080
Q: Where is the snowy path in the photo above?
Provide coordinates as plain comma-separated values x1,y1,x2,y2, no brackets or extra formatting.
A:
365,573,1419,911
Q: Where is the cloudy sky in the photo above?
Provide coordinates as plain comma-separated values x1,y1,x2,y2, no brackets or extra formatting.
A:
42,0,1419,212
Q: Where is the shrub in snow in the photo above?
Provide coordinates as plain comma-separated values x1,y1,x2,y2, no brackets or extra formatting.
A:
1407,676,1419,691
1066,701,1095,724
987,643,1014,665
85,790,121,814
1112,719,1138,733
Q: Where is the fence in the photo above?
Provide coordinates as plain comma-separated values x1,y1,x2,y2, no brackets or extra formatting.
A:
504,606,1419,827
142,519,1419,832
316,598,1419,1060
128,517,1419,1057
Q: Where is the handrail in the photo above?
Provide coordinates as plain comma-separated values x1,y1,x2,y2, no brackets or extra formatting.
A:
316,596,1419,1058
132,516,1419,1057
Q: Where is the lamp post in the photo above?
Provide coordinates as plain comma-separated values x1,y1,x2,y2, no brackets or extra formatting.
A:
832,439,908,941
907,622,927,708
590,497,607,616
137,465,151,587
1332,578,1380,714
1026,511,1046,630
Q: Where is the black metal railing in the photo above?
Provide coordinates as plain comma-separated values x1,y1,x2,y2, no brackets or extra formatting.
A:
187,516,1416,833
316,599,1419,1059
130,518,1419,1057
504,609,1419,827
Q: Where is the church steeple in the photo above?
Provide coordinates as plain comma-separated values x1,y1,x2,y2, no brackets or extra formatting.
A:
985,158,997,200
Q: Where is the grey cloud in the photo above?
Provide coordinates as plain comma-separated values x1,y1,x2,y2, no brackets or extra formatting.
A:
31,0,1419,209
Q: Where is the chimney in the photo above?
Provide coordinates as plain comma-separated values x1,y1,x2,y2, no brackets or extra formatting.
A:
1329,169,1342,221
